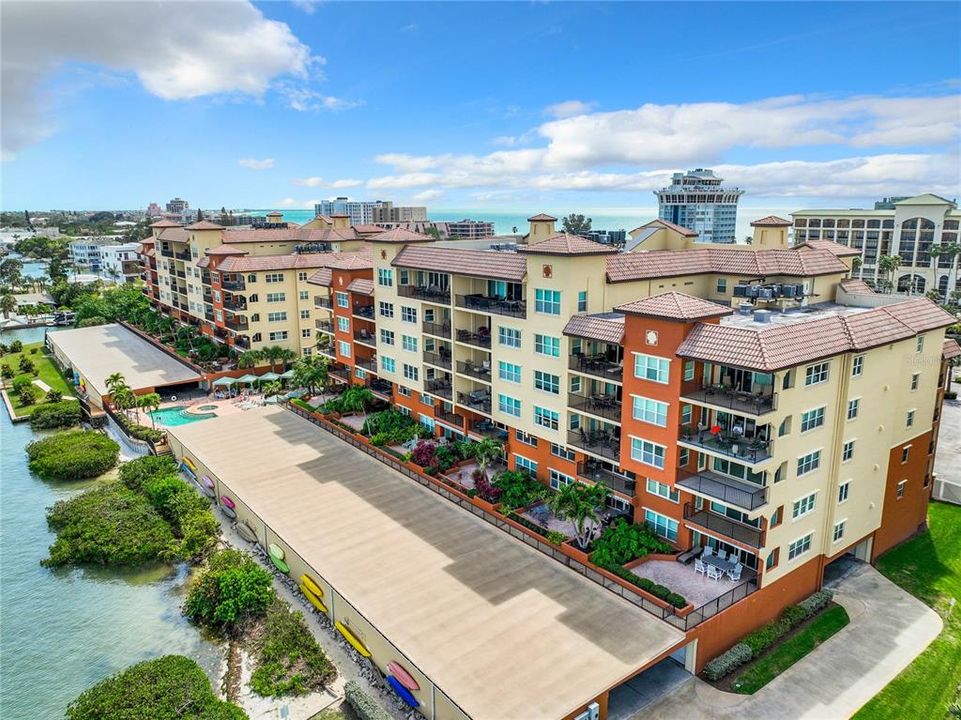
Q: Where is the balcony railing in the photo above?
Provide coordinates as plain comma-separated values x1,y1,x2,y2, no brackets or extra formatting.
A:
224,300,247,312
367,378,393,399
354,330,376,347
455,294,526,318
423,351,452,370
353,304,375,320
682,384,777,416
329,364,351,382
683,503,763,548
676,469,767,512
234,335,250,349
568,355,623,382
316,320,334,333
576,461,636,496
226,317,248,331
568,429,620,461
160,248,174,258
456,359,491,382
222,279,246,291
314,296,332,309
454,328,491,349
318,345,336,360
355,356,378,373
425,377,453,400
174,250,191,261
436,407,464,428
398,285,451,303
457,391,492,416
678,429,772,464
468,419,508,440
422,321,452,338
568,392,622,422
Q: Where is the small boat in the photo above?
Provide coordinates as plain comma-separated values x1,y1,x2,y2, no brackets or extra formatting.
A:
201,475,215,489
268,543,285,561
220,495,236,510
335,622,371,658
300,574,324,598
179,462,196,479
387,662,420,692
270,555,290,574
220,505,236,520
299,583,328,613
386,676,419,708
192,477,215,497
235,523,258,543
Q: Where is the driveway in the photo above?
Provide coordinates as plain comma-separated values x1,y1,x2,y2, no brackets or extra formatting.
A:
639,563,941,720
935,396,960,488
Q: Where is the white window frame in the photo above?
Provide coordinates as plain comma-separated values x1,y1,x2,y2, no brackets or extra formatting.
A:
633,353,669,384
792,491,817,520
632,395,668,427
805,362,830,386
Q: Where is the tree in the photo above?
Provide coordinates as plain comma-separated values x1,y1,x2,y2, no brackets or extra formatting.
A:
260,345,296,371
291,355,329,394
546,481,610,550
851,256,863,275
237,350,262,369
0,294,15,319
925,288,943,304
105,373,127,394
472,437,502,478
562,213,592,236
340,386,375,421
877,254,902,293
139,392,162,428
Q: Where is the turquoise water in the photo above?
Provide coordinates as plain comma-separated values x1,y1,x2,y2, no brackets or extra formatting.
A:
148,407,216,427
0,329,222,720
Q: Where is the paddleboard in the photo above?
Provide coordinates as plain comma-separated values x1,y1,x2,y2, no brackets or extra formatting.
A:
336,622,372,657
299,583,328,613
300,574,324,598
268,543,285,561
220,495,236,510
235,523,258,543
386,676,419,708
180,462,196,479
201,475,215,489
270,555,290,574
220,505,236,520
183,457,197,471
386,662,420,691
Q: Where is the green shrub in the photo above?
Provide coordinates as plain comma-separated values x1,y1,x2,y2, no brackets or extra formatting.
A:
493,470,545,512
26,430,119,481
119,455,180,492
9,340,22,353
780,604,811,626
0,363,12,379
291,398,314,413
18,356,35,374
65,655,248,720
143,474,218,559
546,530,568,545
361,409,423,445
18,388,37,405
114,412,166,443
743,618,792,655
590,518,673,568
183,549,275,632
798,589,833,615
45,389,62,403
29,401,82,429
703,643,752,681
11,373,34,394
344,680,392,720
249,601,336,697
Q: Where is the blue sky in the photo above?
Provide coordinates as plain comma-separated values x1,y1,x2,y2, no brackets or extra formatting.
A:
1,1,959,214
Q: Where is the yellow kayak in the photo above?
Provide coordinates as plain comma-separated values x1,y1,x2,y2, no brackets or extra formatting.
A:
336,622,371,657
300,574,324,598
300,583,328,613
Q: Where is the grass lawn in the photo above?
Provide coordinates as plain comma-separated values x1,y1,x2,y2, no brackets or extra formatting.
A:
854,502,961,720
731,604,850,694
0,341,76,417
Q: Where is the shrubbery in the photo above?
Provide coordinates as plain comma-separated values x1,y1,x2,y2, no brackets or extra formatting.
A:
492,470,545,512
65,655,248,720
29,401,82,429
249,601,336,697
344,680,392,720
362,409,426,446
702,589,835,680
183,548,275,632
410,439,436,467
113,412,166,443
26,430,119,481
119,455,180,492
590,518,673,568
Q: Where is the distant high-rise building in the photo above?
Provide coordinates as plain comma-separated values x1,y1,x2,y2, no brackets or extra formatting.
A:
166,197,189,214
446,218,495,240
654,169,743,244
314,198,428,225
146,202,164,218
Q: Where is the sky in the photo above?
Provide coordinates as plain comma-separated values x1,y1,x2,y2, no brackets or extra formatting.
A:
1,1,959,216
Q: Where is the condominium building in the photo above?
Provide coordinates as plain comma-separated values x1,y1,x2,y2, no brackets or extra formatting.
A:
99,242,142,283
303,211,955,673
166,197,189,214
314,198,427,226
655,168,744,244
792,193,961,297
446,218,495,241
67,236,128,271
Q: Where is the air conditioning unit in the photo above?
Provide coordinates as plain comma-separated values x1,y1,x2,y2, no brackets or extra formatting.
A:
733,285,748,298
574,702,601,720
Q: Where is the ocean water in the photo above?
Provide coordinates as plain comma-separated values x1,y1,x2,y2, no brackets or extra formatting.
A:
0,328,222,720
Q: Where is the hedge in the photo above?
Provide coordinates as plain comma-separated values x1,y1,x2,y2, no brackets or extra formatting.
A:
114,412,166,443
26,430,120,481
29,401,82,429
344,681,392,720
249,601,336,697
703,589,835,680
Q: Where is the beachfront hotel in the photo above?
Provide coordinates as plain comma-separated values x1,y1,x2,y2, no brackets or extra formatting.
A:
138,207,957,719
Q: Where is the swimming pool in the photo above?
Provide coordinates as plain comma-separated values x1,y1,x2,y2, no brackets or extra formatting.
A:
195,404,219,412
148,407,216,427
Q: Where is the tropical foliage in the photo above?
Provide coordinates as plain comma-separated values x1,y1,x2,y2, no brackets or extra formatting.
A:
249,601,336,697
546,480,609,549
28,401,82,429
183,548,275,632
492,470,546,512
590,518,673,568
26,430,119,481
361,408,426,446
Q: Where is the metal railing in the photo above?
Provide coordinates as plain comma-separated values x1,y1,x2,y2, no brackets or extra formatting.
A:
436,408,464,428
425,378,453,400
457,391,491,416
355,356,378,372
576,461,635,496
678,429,772,464
314,296,332,309
354,330,377,347
456,360,491,382
352,304,375,320
398,285,451,303
315,320,334,333
454,328,491,349
567,429,620,461
222,279,246,291
367,378,393,398
423,351,452,370
422,321,451,338
568,392,622,422
225,317,248,331
568,355,623,382
683,502,764,547
676,470,768,512
455,294,526,318
682,384,778,416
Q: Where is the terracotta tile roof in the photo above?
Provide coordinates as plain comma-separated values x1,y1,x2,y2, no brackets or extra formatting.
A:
677,298,955,370
750,216,791,227
353,224,387,234
527,213,557,221
519,233,617,256
156,227,191,243
310,268,333,287
606,246,847,282
839,278,876,295
303,251,374,286
185,220,225,230
195,257,210,268
206,244,248,256
314,214,334,223
562,314,625,344
140,236,155,244
392,246,527,281
221,227,363,244
943,338,961,360
370,227,433,243
628,218,698,237
347,278,375,296
215,254,352,273
615,292,733,322
797,239,862,257
138,245,155,258
150,220,181,228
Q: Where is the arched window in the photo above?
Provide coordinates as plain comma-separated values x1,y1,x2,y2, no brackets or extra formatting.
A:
896,274,926,294
938,275,949,297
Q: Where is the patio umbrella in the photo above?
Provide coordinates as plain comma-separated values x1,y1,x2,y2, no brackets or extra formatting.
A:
212,376,238,387
279,369,296,379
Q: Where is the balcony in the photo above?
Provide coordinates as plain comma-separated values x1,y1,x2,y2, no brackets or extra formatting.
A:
175,250,191,261
568,392,622,423
352,304,375,320
316,320,334,333
456,359,491,383
367,378,393,400
354,329,376,347
568,428,620,462
676,469,767,512
222,278,246,292
683,503,763,549
468,419,508,441
224,299,247,312
576,461,636,497
436,407,464,429
355,356,378,373
226,316,249,331
201,271,211,284
175,270,187,279
455,328,491,349
679,427,772,464
682,384,777,417
329,364,351,383
423,351,452,370
455,294,526,318
314,296,332,309
398,285,451,303
234,335,250,349
422,321,452,338
568,354,623,383
160,248,174,258
425,377,453,401
457,390,492,416
318,344,336,360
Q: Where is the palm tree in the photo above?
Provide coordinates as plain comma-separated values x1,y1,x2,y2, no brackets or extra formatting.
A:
547,482,610,550
340,385,375,420
237,350,262,369
877,254,902,293
473,437,503,479
105,372,127,394
0,294,15,319
139,392,162,427
291,355,329,394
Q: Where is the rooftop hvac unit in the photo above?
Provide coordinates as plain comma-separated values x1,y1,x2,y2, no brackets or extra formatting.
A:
747,285,760,299
759,287,774,300
781,284,797,298
754,309,772,323
574,702,601,720
738,302,753,315
795,283,806,299
733,285,748,298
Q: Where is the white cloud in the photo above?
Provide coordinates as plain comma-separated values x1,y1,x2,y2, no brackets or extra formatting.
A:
238,158,275,170
292,177,363,188
275,197,318,208
292,0,324,14
402,23,419,32
1,1,317,159
544,100,597,119
282,88,363,112
413,189,444,202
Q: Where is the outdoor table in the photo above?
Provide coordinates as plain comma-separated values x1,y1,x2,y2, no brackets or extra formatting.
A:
703,554,736,574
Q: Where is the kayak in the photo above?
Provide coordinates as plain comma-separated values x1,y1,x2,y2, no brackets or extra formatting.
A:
301,574,324,598
270,554,290,574
387,661,420,691
235,523,258,543
336,622,371,658
387,676,419,708
300,583,328,613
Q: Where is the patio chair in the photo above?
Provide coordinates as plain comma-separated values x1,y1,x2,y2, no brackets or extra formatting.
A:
706,565,723,582
694,558,707,575
716,549,728,561
728,563,743,582
702,546,713,558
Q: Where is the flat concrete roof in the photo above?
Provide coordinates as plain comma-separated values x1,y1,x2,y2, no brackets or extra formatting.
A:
169,407,683,720
48,323,202,398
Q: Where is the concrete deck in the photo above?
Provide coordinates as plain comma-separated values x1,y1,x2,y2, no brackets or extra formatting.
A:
630,559,747,608
169,407,684,720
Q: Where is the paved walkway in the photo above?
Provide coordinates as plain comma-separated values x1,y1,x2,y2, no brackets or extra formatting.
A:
640,563,942,720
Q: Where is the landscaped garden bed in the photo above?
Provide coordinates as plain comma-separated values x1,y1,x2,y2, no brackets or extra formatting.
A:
0,340,76,417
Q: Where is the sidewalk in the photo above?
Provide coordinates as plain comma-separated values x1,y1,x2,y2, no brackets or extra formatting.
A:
641,563,942,720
